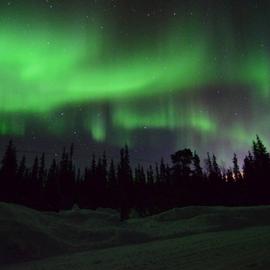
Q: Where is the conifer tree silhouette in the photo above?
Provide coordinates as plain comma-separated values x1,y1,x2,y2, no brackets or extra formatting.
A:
193,152,203,178
1,136,270,217
233,153,242,181
0,140,17,202
118,145,132,220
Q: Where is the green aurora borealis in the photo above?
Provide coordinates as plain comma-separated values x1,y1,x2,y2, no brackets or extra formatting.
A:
1,0,270,164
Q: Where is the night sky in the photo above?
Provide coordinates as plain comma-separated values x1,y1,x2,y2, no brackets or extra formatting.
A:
1,0,270,167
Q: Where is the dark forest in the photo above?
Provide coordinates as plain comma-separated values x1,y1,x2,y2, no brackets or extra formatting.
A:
1,136,270,220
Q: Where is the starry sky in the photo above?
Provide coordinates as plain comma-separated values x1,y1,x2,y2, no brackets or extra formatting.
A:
1,0,270,167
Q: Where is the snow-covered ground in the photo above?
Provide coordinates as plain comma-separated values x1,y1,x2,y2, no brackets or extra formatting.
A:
1,202,270,270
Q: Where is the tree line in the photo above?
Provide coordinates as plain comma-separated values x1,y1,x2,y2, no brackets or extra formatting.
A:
0,136,270,220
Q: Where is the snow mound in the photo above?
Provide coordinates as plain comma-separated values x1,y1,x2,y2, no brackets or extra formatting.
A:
131,205,270,239
152,206,209,221
0,203,149,264
0,203,70,264
1,202,270,267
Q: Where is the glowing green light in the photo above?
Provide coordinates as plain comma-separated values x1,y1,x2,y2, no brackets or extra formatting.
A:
112,103,216,133
85,113,106,142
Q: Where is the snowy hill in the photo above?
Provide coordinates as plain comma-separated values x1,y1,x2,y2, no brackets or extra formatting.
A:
1,203,270,269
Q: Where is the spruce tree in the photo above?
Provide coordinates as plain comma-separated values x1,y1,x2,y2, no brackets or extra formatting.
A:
233,153,242,181
193,152,203,178
0,140,17,202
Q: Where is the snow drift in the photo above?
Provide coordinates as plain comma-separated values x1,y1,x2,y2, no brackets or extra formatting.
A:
1,203,270,269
